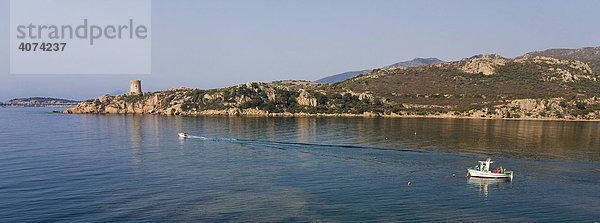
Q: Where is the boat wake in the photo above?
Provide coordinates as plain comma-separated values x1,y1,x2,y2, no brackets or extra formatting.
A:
185,135,238,141
181,135,425,154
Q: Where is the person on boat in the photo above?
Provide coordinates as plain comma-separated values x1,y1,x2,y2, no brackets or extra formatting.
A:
499,166,503,173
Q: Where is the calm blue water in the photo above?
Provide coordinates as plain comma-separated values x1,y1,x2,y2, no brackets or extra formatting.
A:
1,107,599,222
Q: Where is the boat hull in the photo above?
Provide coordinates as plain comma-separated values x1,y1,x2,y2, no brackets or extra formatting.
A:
468,168,513,180
178,133,187,138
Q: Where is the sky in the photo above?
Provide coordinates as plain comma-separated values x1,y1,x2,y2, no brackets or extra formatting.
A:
1,0,600,101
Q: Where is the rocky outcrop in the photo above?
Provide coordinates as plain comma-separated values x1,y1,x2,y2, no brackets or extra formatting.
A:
449,97,600,120
459,54,507,76
65,83,324,116
518,46,600,75
448,54,597,82
519,56,596,82
296,90,317,107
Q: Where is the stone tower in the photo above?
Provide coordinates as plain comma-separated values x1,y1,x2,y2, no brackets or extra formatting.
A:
129,80,142,94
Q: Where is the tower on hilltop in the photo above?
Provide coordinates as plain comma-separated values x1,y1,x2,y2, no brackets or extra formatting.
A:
129,80,142,94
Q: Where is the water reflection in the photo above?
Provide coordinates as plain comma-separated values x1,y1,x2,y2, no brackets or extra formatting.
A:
126,115,165,164
162,117,600,161
324,118,600,161
129,115,143,165
296,117,317,143
467,177,511,198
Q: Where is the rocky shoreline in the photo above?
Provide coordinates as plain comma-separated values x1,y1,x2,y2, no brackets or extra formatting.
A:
62,107,600,121
62,91,600,121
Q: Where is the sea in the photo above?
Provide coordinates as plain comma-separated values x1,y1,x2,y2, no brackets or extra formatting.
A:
1,107,599,222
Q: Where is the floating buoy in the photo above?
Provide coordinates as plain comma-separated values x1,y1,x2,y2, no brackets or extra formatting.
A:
452,174,456,177
408,181,411,186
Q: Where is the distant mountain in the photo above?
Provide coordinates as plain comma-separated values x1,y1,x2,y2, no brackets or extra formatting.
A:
383,57,444,68
108,90,128,96
1,97,80,107
518,46,600,74
315,58,444,83
315,70,371,84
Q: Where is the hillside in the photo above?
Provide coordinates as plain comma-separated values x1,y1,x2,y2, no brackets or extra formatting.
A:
519,46,600,74
315,58,444,83
2,97,80,107
324,54,600,119
65,47,600,120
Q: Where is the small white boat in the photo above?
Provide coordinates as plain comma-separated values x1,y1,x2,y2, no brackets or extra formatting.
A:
178,132,188,138
467,158,514,180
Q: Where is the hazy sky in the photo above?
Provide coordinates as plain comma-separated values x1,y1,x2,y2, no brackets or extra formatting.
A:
1,0,600,101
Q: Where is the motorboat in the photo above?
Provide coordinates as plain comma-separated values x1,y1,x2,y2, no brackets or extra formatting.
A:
467,158,513,180
178,132,188,138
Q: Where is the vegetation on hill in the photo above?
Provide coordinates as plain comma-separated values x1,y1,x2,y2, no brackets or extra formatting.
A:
2,97,80,107
519,46,600,74
66,47,600,120
321,55,600,119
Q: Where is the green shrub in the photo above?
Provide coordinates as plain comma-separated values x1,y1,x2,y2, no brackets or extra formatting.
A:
559,101,568,108
162,95,175,108
555,111,564,118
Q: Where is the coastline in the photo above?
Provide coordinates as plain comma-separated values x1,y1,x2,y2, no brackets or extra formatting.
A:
61,108,600,122
2,104,77,108
59,80,600,122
